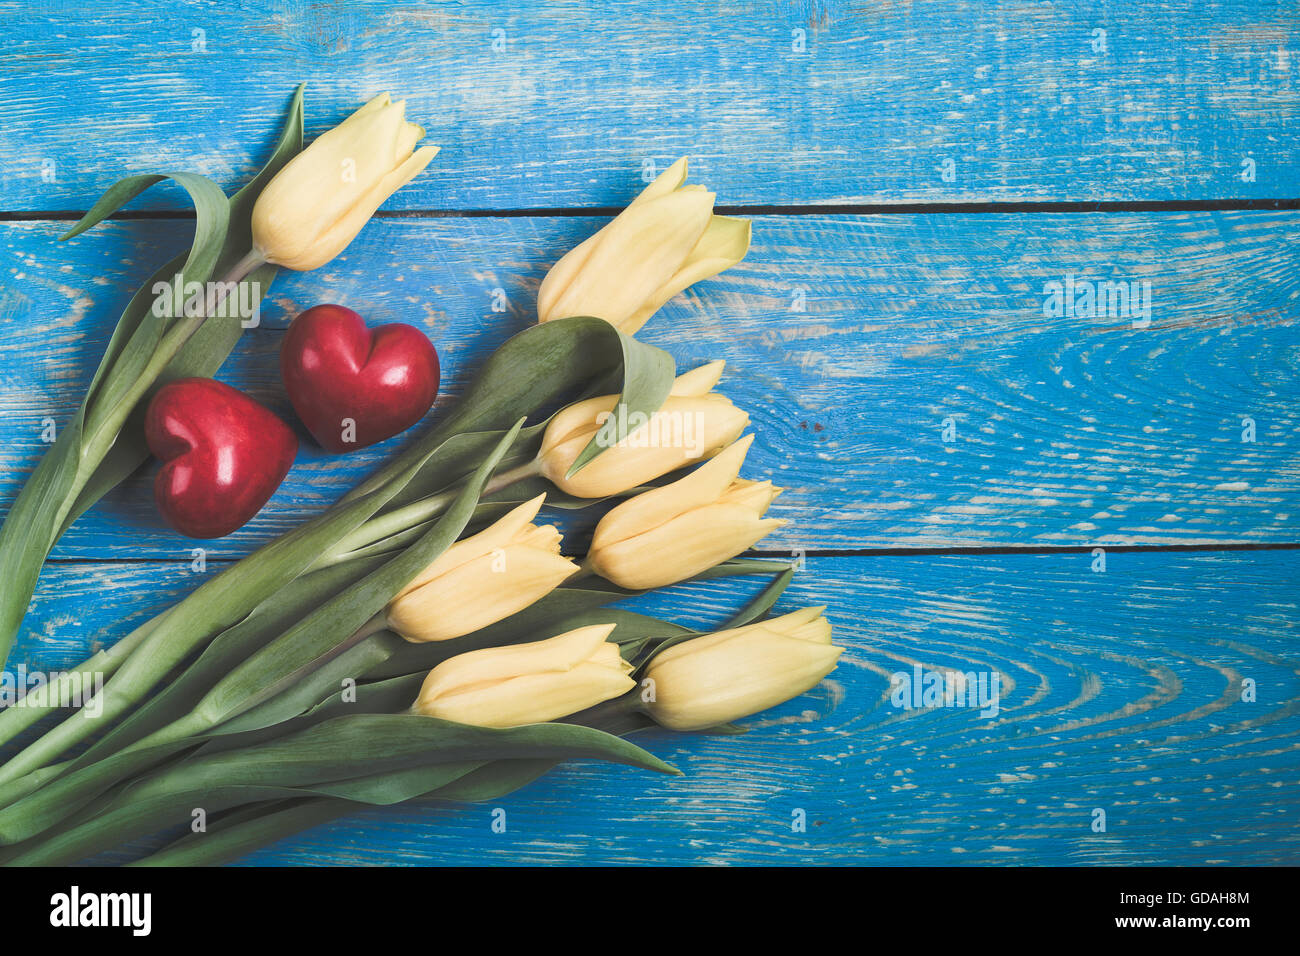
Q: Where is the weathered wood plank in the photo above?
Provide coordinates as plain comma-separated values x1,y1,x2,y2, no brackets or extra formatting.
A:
2,212,1297,556
1,0,1296,209
9,551,1296,866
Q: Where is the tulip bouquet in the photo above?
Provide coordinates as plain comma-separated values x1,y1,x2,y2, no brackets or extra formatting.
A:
0,86,438,668
0,98,845,865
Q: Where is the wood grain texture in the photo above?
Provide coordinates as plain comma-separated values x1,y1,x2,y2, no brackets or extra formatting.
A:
10,551,1295,866
1,211,1296,557
3,0,1299,869
1,0,1297,210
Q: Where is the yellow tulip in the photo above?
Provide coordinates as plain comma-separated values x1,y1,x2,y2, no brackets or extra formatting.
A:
538,361,748,498
587,434,785,589
537,158,751,334
643,608,842,731
412,623,634,727
387,495,577,643
252,93,438,271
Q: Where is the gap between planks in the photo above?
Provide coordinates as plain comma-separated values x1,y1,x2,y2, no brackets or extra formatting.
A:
3,198,1300,223
41,541,1300,566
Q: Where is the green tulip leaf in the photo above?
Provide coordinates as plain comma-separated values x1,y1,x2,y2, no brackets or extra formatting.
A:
61,85,306,533
567,320,676,477
349,317,676,501
192,422,523,731
6,714,675,866
129,798,345,868
74,555,390,767
0,86,307,672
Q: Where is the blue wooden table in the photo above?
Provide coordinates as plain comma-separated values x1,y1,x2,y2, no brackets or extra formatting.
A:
2,1,1298,865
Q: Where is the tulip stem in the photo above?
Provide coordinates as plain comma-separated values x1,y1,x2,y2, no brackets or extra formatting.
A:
0,250,266,764
352,611,390,642
0,609,399,823
80,250,267,464
0,609,169,764
179,249,266,322
487,458,543,491
55,250,272,573
0,371,531,785
318,459,542,567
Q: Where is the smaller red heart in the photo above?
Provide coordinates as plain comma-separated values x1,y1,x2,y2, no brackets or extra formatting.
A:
280,304,440,454
145,378,297,539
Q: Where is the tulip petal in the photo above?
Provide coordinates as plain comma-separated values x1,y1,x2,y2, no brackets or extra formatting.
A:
253,99,411,264
390,544,578,642
394,119,425,161
591,502,783,591
653,608,828,665
295,142,438,271
413,624,632,726
350,92,393,119
537,228,604,323
536,156,749,334
628,156,691,207
590,434,754,551
541,395,749,498
541,359,725,457
518,522,563,552
647,631,843,731
721,478,782,514
670,359,726,396
394,494,547,600
789,615,834,645
623,215,752,334
421,663,634,728
538,394,620,456
768,606,829,632
540,190,715,331
416,623,617,704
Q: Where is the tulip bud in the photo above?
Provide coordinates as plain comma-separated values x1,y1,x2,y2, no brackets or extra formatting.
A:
537,158,751,335
587,434,785,590
538,361,748,498
643,607,842,731
387,495,577,643
252,93,438,271
413,623,634,727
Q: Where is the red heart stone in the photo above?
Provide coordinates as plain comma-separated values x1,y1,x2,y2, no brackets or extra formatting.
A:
279,304,440,453
144,378,298,539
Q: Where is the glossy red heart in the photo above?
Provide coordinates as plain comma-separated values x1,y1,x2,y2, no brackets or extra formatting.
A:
279,304,440,453
144,378,298,539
